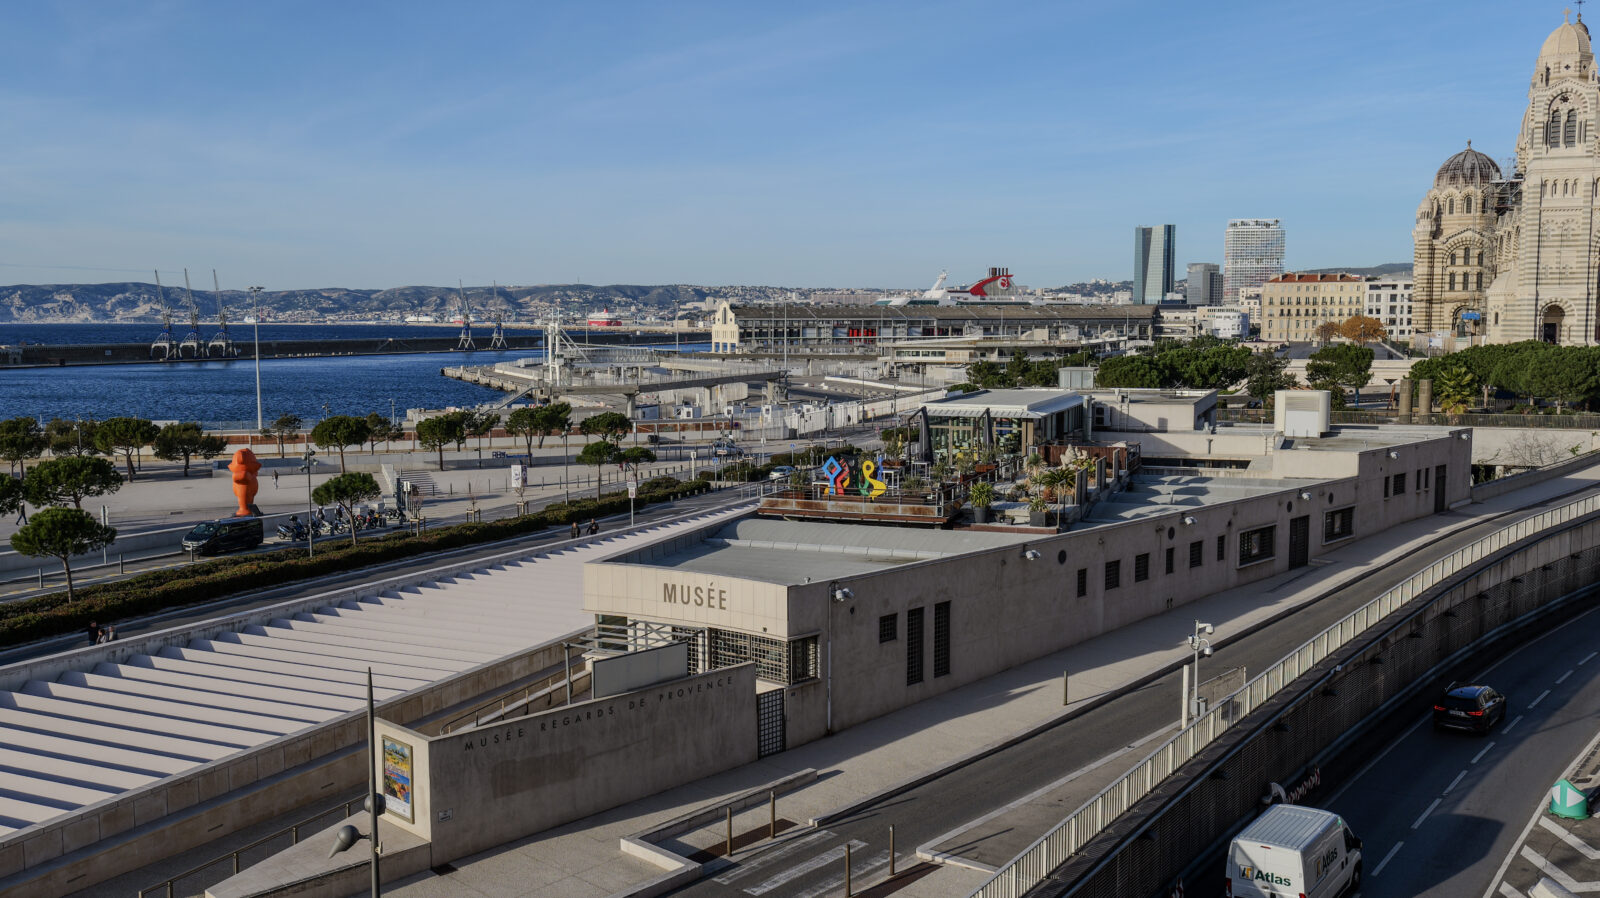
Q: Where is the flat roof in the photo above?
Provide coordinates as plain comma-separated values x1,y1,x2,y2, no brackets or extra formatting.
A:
606,517,1036,586
1079,473,1317,525
727,303,1158,322
922,388,1084,419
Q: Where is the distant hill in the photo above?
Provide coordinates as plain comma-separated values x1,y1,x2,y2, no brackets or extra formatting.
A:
0,282,817,323
1299,263,1412,277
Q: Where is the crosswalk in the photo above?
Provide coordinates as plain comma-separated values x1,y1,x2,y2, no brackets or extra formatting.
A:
712,829,896,898
0,506,744,837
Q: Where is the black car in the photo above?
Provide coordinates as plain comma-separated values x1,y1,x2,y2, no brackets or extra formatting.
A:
181,518,265,555
1433,683,1507,734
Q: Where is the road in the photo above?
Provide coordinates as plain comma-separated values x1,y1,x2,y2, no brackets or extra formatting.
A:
665,486,1600,898
1311,602,1600,898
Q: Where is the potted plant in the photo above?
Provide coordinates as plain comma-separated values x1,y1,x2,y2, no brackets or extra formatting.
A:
1028,495,1051,528
970,481,995,523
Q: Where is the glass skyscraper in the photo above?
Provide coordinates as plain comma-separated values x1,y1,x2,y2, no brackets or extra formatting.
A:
1133,225,1176,304
1223,219,1285,304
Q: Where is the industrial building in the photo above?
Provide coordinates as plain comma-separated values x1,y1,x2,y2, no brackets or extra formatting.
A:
708,303,1158,354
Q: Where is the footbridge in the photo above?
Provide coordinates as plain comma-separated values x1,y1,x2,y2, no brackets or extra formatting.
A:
0,502,750,896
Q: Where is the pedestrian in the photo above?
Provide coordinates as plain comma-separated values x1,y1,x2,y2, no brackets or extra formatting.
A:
14,502,26,526
273,470,280,488
570,520,581,539
587,518,599,535
103,623,117,642
86,621,100,645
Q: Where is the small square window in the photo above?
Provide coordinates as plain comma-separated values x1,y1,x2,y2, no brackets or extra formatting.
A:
879,613,897,643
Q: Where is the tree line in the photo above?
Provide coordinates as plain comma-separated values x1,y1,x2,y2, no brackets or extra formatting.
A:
1408,341,1600,414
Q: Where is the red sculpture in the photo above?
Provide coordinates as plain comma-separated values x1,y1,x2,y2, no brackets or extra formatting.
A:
228,448,263,517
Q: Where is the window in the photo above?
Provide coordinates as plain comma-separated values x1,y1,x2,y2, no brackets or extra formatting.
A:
1393,472,1407,494
1165,547,1175,575
933,602,951,678
1324,507,1355,542
1567,109,1579,147
1448,273,1456,291
1104,560,1121,590
1134,553,1150,582
1217,534,1226,562
789,636,819,682
879,613,897,643
1075,567,1088,597
1238,525,1276,566
1384,476,1390,498
906,607,925,686
1476,272,1483,290
1190,540,1204,568
1465,196,1473,213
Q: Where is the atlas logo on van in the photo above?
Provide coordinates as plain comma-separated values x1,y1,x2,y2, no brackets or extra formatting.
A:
1238,865,1292,887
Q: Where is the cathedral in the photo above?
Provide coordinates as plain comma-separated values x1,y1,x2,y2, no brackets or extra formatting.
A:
1414,11,1600,348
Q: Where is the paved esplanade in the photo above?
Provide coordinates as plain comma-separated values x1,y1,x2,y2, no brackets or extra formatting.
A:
0,506,745,836
361,463,1600,898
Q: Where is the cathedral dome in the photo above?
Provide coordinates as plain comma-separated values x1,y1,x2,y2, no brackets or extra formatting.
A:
1434,143,1501,188
1541,15,1591,60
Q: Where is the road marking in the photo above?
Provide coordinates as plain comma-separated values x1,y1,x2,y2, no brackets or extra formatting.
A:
1499,883,1529,898
745,840,866,895
1412,797,1441,830
1529,689,1552,709
1521,845,1600,892
1558,669,1575,684
1581,651,1597,666
1503,715,1524,735
1325,714,1432,806
1539,817,1600,860
1472,741,1497,764
790,850,889,898
1373,841,1404,877
1444,769,1469,795
712,830,835,884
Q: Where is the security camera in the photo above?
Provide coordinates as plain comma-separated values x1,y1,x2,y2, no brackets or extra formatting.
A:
1024,549,1042,561
831,586,853,603
1202,646,1213,657
1201,623,1214,635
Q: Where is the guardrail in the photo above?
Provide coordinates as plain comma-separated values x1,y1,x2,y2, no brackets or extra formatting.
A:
439,652,585,734
1217,407,1600,429
969,488,1600,898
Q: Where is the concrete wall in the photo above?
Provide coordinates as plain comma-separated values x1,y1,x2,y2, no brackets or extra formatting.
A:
1469,426,1600,468
379,664,758,866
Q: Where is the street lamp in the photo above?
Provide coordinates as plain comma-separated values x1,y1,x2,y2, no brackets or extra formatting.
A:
303,447,317,558
248,286,264,432
1184,620,1214,728
329,667,382,896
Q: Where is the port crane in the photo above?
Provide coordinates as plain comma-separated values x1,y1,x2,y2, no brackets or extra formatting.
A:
455,281,476,350
149,270,179,360
206,270,237,357
486,281,508,350
177,269,205,358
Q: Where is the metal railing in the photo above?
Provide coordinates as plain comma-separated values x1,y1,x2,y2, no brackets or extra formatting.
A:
137,794,364,898
970,488,1600,898
1218,407,1600,430
439,654,583,735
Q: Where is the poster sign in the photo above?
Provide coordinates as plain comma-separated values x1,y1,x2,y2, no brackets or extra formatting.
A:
627,481,638,499
382,736,415,822
510,464,525,490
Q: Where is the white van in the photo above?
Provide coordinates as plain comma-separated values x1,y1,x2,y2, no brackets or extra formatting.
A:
1227,804,1362,897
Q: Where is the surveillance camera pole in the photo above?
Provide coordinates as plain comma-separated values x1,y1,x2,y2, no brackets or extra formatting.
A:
1186,620,1214,729
367,667,381,897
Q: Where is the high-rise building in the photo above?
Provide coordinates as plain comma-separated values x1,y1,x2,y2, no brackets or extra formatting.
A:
1132,225,1176,304
1186,262,1223,305
1223,219,1286,304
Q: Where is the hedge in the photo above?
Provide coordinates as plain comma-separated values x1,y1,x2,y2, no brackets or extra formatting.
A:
0,477,712,647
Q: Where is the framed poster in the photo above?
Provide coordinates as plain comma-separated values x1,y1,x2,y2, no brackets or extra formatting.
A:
382,736,415,823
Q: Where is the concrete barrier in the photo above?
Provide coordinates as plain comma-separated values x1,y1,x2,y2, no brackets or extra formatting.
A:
1471,450,1600,502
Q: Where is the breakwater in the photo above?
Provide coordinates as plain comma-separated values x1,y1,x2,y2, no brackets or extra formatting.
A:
0,330,709,368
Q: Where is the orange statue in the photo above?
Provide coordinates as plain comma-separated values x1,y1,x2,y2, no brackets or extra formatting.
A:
228,448,263,517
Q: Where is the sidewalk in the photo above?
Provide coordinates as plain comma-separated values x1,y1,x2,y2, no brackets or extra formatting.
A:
368,462,1600,898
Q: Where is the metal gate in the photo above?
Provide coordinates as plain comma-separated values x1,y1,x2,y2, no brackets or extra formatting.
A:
757,689,786,757
1288,515,1310,569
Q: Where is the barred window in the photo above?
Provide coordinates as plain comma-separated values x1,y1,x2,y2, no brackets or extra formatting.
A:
1217,534,1226,562
1393,472,1407,494
1324,507,1355,542
1239,525,1276,566
1165,547,1175,575
1134,553,1150,582
1105,560,1121,590
933,602,951,678
906,607,925,686
708,629,790,682
1189,540,1203,568
789,636,819,682
1076,568,1088,597
879,613,897,643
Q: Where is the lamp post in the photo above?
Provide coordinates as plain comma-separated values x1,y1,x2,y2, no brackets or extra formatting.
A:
303,447,317,558
248,286,264,432
1185,620,1214,728
329,667,382,896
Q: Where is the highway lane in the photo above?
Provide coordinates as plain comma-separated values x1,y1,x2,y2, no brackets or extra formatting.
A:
667,488,1600,898
1320,603,1600,898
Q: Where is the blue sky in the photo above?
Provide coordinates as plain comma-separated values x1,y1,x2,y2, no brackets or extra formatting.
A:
0,1,1575,289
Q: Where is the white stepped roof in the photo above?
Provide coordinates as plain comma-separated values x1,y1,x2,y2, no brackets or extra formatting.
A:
0,507,742,835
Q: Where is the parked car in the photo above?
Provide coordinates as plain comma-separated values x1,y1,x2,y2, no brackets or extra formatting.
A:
769,465,798,481
713,441,742,457
1227,804,1361,898
181,518,265,555
1432,683,1507,734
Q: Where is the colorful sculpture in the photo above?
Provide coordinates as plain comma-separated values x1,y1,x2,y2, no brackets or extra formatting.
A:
822,456,849,495
228,448,263,517
860,458,887,498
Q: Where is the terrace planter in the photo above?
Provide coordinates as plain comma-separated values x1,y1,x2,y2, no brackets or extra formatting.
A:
973,506,992,524
1029,510,1053,528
